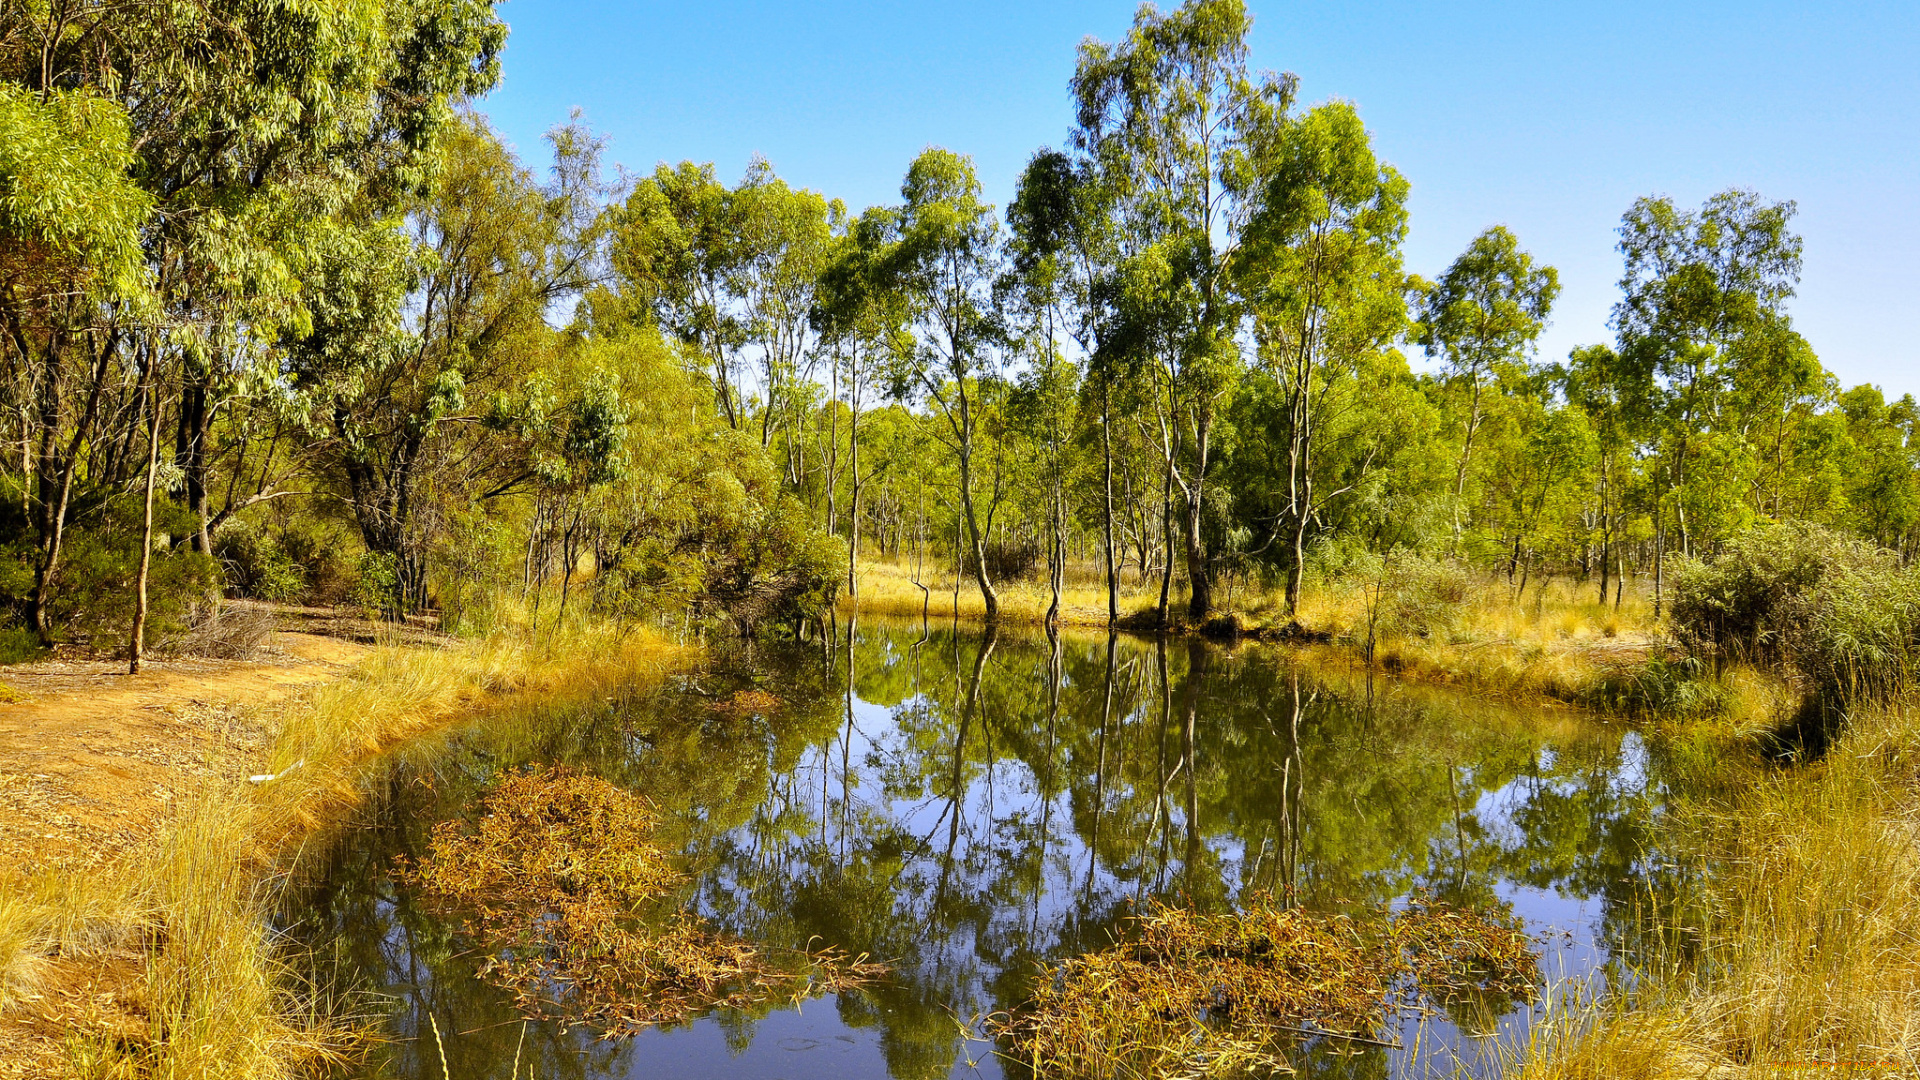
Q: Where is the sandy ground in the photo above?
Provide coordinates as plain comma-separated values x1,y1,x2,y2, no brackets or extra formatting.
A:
0,611,379,1078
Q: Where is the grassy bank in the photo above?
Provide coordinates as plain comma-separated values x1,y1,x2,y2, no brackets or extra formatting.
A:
1517,698,1920,1078
845,555,1668,705
0,622,692,1079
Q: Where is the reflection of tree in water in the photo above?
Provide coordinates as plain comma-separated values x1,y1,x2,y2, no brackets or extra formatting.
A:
285,619,1674,1079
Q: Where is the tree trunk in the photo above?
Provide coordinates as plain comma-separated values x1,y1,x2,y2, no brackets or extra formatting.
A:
1156,445,1175,626
847,406,862,597
1101,383,1118,625
131,358,163,674
1184,410,1214,621
32,332,117,644
175,374,212,554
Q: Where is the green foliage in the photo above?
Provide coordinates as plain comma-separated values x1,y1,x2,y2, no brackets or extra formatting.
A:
1671,521,1920,709
1580,656,1729,718
213,522,307,602
0,492,218,651
0,83,152,302
0,627,42,665
352,552,404,619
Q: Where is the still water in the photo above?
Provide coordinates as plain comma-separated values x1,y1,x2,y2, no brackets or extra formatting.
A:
290,618,1668,1079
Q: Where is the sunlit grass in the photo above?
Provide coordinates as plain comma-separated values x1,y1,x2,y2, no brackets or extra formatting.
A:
1517,701,1920,1077
0,620,693,1079
846,554,1668,705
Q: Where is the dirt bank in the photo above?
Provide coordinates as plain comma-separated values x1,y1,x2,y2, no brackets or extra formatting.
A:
0,617,379,1079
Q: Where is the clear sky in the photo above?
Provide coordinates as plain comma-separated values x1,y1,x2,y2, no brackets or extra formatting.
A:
476,0,1919,398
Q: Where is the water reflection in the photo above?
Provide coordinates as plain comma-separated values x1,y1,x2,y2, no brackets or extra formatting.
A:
291,618,1664,1080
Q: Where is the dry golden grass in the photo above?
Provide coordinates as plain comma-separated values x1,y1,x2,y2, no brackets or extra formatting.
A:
842,556,1156,627
1520,701,1920,1078
845,555,1668,705
0,621,692,1079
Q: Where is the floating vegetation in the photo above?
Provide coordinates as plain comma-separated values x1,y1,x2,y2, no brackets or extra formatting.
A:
709,687,782,717
991,895,1539,1079
399,767,881,1035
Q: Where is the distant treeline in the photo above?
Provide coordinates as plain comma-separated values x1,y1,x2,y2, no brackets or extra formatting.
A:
1,0,1910,651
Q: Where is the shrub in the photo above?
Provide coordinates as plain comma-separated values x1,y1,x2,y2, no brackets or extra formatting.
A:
213,521,306,601
1580,655,1729,718
1670,521,1920,713
275,522,357,604
350,552,403,618
1354,552,1472,655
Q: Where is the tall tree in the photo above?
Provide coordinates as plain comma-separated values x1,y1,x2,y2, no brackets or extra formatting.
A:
1242,101,1411,620
882,148,1008,620
815,206,908,596
1070,0,1294,621
1413,226,1559,529
1613,188,1803,556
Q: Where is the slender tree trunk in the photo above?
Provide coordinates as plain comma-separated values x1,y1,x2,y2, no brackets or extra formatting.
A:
1102,384,1118,625
174,374,212,553
130,358,163,674
847,405,862,597
825,350,839,532
1654,503,1665,619
957,443,998,620
32,332,117,644
1184,410,1214,621
1156,445,1175,626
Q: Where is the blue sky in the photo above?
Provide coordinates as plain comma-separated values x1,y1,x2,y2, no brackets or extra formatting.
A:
478,0,1919,397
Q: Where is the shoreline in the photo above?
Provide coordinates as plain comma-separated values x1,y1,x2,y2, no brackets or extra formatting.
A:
0,610,694,1079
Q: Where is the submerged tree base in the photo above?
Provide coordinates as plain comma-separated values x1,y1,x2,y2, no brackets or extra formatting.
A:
992,896,1538,1079
400,767,883,1036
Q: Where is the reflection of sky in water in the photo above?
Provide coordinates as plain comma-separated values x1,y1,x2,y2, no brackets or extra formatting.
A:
311,624,1663,1080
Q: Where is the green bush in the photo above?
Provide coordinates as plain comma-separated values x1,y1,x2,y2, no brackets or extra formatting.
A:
1351,551,1472,655
1580,655,1729,718
434,510,519,636
15,493,221,651
1670,521,1920,710
213,521,306,601
351,551,403,618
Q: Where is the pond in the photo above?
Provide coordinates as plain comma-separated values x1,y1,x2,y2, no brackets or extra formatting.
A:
288,617,1672,1080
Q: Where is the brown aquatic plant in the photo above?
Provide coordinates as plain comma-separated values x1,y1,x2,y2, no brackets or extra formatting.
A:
990,894,1538,1079
709,687,782,717
400,766,882,1036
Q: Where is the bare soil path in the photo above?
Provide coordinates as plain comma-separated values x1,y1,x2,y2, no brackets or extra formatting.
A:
0,628,372,876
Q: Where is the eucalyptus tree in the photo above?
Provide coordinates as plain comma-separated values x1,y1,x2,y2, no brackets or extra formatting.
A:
2,0,505,639
0,83,154,644
1613,188,1803,556
608,161,743,424
815,206,907,594
1069,0,1294,621
1559,343,1647,605
730,163,837,455
610,159,834,447
293,115,608,611
1242,101,1411,620
1008,148,1128,621
1413,226,1559,524
881,148,1009,620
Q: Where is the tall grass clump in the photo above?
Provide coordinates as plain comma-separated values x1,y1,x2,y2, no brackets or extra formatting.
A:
1518,697,1920,1078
